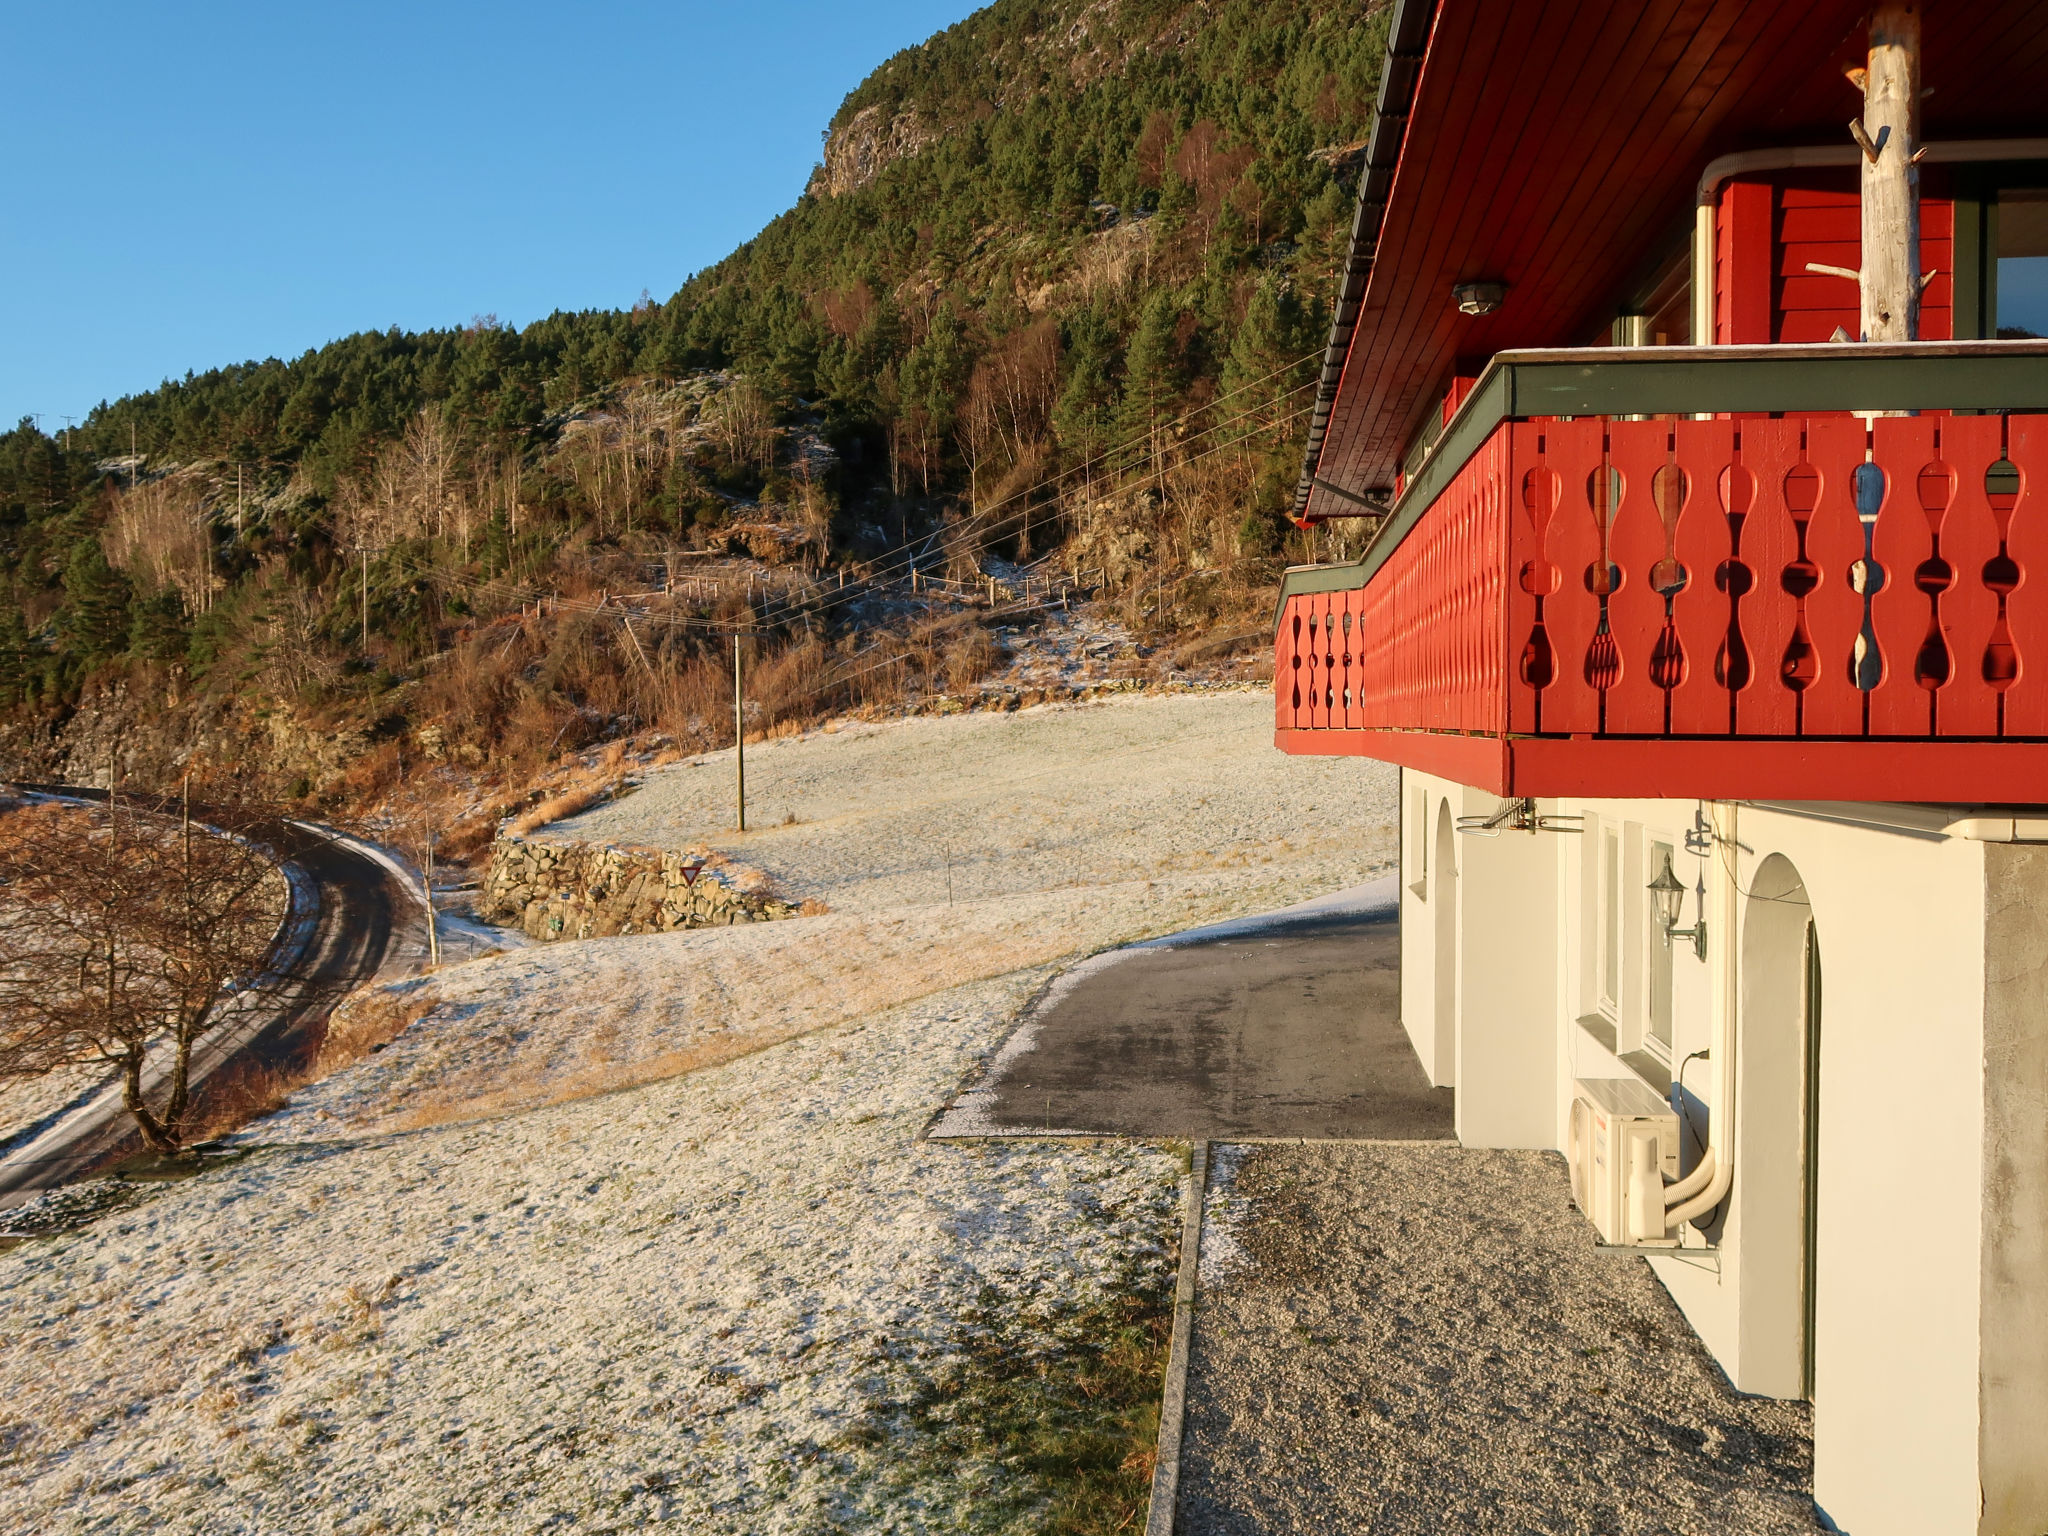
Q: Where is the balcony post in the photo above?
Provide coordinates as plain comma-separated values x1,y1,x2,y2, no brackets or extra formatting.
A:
1858,1,1922,342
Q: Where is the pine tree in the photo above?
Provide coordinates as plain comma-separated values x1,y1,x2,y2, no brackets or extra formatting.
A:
58,543,133,665
1117,292,1187,478
0,606,33,707
1223,274,1321,446
1054,305,1120,474
126,589,189,666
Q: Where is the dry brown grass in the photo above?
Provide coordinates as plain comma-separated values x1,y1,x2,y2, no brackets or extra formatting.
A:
315,988,439,1075
182,985,440,1143
182,1059,309,1145
383,1027,799,1133
507,781,616,838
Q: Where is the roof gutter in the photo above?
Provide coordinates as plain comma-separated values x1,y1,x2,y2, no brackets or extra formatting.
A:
1692,138,2048,343
1289,0,1438,521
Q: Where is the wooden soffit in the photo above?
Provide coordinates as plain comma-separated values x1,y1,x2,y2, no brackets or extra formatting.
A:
1305,0,2048,517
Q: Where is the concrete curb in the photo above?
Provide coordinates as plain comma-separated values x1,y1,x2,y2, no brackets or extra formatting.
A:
1145,1138,1208,1536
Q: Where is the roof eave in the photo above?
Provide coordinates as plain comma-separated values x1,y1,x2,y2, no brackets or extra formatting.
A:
1289,0,1439,521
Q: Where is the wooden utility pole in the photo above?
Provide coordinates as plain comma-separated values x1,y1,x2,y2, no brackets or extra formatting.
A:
181,773,192,953
424,830,441,968
733,635,747,832
1856,1,1921,341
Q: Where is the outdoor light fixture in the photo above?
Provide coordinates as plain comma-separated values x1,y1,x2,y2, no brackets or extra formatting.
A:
1455,797,1584,836
1649,850,1708,961
1453,280,1507,315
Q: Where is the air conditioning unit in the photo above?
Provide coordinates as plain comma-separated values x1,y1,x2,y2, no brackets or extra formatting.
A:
1568,1077,1681,1247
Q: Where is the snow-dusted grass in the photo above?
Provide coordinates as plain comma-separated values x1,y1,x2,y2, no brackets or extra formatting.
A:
0,978,1177,1532
0,692,1398,1532
561,690,1379,918
260,692,1396,1135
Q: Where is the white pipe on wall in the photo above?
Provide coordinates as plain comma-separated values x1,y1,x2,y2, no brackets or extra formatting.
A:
1666,803,1739,1229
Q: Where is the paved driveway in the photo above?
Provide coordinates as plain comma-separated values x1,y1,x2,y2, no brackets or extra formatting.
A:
930,882,1451,1141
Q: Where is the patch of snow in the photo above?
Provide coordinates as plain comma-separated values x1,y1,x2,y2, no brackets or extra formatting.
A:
1198,1144,1255,1288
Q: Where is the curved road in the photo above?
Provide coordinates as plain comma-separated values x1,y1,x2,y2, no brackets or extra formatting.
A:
0,799,429,1209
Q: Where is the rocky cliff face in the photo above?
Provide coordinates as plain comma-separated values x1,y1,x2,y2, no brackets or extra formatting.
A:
479,836,799,942
0,683,372,794
807,105,938,198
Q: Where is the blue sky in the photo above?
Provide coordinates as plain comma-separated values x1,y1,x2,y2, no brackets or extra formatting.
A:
0,0,979,431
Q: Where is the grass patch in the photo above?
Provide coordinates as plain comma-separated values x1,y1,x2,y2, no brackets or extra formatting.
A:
842,1259,1175,1534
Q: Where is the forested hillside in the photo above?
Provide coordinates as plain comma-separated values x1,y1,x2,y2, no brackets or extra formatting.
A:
0,0,1387,801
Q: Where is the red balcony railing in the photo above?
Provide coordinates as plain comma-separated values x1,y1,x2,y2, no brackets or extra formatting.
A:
1277,347,2048,798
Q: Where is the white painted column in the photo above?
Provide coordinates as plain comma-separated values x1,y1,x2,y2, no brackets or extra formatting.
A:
1453,801,1560,1147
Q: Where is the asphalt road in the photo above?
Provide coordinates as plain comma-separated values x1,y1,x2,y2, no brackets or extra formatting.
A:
931,888,1453,1141
0,803,429,1209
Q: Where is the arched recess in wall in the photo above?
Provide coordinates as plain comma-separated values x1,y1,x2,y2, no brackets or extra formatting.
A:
1734,853,1821,1401
1432,799,1458,1089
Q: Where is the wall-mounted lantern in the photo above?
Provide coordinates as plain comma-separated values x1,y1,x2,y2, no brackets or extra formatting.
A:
1648,850,1708,961
1453,280,1507,315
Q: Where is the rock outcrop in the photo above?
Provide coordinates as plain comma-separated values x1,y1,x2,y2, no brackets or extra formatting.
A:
479,837,798,942
808,105,938,198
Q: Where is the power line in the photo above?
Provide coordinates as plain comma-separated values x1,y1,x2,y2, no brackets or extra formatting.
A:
357,367,1322,646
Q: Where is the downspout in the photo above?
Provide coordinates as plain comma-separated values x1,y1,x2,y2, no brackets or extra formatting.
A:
1665,802,1738,1229
1693,138,2048,343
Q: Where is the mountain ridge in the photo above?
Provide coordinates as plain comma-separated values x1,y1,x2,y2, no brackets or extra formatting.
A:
0,0,1391,815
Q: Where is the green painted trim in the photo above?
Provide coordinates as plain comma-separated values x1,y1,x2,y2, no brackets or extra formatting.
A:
1275,344,2048,614
1504,352,2048,415
1953,191,1987,341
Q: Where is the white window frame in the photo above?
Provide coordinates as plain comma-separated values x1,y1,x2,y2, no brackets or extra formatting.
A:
1640,837,1677,1063
1597,824,1623,1022
1409,785,1429,898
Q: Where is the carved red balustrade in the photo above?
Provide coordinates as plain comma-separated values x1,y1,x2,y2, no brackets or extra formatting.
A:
1276,413,2048,791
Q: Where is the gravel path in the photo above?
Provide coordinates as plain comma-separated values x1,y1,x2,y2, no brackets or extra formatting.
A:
1179,1145,1820,1535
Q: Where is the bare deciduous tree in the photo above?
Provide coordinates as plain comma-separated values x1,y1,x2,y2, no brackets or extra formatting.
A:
102,471,216,615
706,378,778,475
0,795,296,1154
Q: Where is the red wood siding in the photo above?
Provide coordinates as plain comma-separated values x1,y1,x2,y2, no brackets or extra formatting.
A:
1715,171,1954,344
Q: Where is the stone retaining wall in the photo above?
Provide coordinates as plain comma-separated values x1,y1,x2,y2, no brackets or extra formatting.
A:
480,836,797,942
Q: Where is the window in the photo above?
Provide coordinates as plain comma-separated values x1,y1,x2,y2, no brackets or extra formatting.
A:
1599,828,1621,1018
1996,189,2048,338
1408,786,1429,898
1605,243,1691,347
1644,841,1676,1059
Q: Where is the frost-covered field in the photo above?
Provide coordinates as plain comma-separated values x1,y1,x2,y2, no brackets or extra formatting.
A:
0,692,1397,1533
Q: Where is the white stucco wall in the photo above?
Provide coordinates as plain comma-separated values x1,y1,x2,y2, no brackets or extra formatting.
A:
1392,784,2005,1535
1397,769,1446,1084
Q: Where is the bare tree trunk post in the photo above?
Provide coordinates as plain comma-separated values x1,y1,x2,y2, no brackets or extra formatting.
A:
733,635,747,833
361,547,370,650
122,1051,172,1156
165,1028,195,1140
182,772,192,973
1859,1,1921,342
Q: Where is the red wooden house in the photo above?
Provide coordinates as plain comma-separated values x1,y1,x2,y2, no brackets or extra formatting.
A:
1277,3,2048,1531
